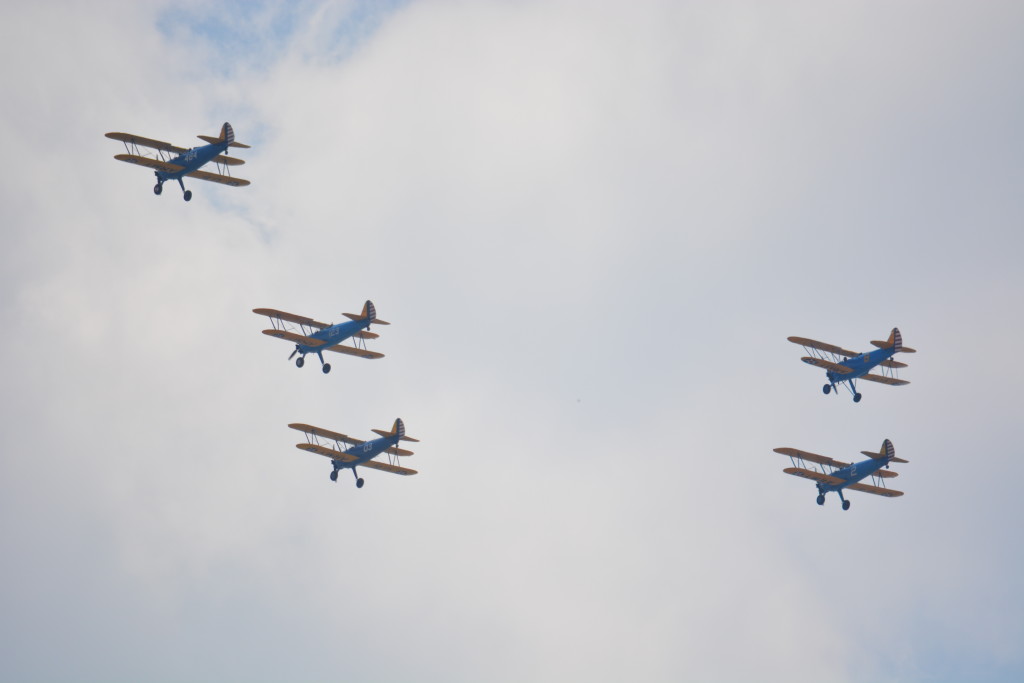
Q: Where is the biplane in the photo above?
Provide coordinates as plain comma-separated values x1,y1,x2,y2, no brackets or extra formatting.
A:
289,418,419,488
105,122,251,201
788,327,916,402
772,439,907,510
253,300,387,373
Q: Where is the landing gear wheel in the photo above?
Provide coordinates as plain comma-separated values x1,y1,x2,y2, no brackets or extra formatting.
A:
356,478,364,489
295,356,305,368
330,470,338,482
322,363,331,374
816,494,825,506
842,500,851,511
183,190,192,202
822,384,831,395
154,183,163,195
853,393,862,403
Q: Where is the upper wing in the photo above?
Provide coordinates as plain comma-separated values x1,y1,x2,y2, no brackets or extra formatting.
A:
360,459,418,476
186,168,251,187
261,329,328,347
783,467,845,486
326,344,384,360
106,132,187,154
787,336,859,358
847,482,904,497
774,448,849,469
296,442,359,463
859,373,909,386
252,308,329,329
113,154,184,174
800,357,854,375
288,423,365,446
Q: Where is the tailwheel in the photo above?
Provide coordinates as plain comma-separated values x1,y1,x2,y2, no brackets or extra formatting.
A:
816,494,825,506
330,470,338,482
842,500,851,511
154,183,163,195
322,363,331,374
356,478,364,489
822,384,831,395
295,356,305,368
183,190,192,202
853,393,862,403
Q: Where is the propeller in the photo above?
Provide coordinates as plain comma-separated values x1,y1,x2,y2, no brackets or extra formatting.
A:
289,347,299,360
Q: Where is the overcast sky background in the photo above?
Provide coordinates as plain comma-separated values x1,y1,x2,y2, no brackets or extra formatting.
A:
2,1,1023,681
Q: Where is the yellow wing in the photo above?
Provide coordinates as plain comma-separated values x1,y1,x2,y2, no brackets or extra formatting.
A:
296,442,359,463
773,448,849,469
212,154,245,166
859,374,909,386
106,132,186,154
262,329,327,347
326,344,384,360
252,308,329,329
113,154,184,174
788,336,859,357
783,467,845,486
288,423,364,445
360,459,418,476
847,482,904,497
186,168,251,187
800,357,854,374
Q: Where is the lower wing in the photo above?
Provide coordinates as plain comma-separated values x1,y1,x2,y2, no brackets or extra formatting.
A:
783,467,845,486
113,154,183,174
361,460,417,476
262,329,327,347
327,344,384,360
847,482,904,497
800,357,853,375
296,443,358,463
859,374,909,386
186,168,251,187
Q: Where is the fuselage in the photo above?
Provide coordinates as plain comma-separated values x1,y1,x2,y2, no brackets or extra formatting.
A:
817,456,887,493
826,346,896,385
334,433,401,471
298,318,371,354
156,140,229,181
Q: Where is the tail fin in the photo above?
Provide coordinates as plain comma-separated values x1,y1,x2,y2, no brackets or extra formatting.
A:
862,438,907,464
197,122,251,149
343,300,390,325
371,417,420,442
871,327,914,353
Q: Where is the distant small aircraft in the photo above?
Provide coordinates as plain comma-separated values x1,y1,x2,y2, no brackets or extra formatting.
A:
772,439,907,510
253,301,387,374
105,122,251,201
289,418,419,488
788,327,915,402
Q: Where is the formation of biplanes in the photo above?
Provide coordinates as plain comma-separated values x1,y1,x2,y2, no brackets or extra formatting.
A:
106,122,920,504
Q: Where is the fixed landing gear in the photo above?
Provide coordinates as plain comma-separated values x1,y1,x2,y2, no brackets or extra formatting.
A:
295,356,305,368
822,384,831,395
853,393,862,403
330,470,338,482
154,182,163,195
183,190,192,202
321,363,332,374
842,500,851,511
816,494,825,506
356,478,364,489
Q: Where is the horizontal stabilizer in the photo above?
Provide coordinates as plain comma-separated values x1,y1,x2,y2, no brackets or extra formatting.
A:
343,313,391,325
354,331,379,340
385,446,415,456
197,135,251,149
880,359,908,369
212,154,245,166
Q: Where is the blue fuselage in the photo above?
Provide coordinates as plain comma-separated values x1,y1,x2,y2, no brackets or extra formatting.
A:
334,434,401,471
817,456,887,493
826,347,897,385
298,318,371,355
156,140,230,181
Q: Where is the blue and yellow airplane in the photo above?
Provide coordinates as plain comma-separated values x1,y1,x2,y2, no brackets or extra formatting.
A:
105,122,250,201
788,328,916,402
289,419,419,488
773,439,907,510
253,301,388,374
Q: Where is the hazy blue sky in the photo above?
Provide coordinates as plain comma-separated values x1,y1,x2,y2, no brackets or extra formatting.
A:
2,1,1023,681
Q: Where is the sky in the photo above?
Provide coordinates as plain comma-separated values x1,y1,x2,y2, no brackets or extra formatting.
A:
1,1,1023,681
